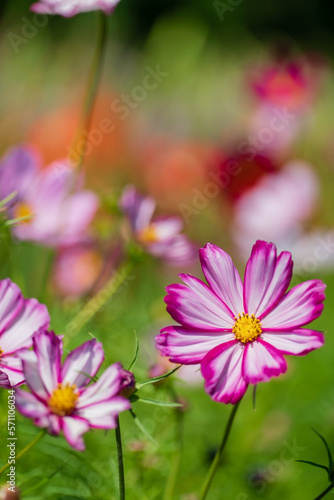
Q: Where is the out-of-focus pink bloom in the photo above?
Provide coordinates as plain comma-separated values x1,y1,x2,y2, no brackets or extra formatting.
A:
0,146,99,247
249,58,323,111
30,0,121,17
120,186,197,266
156,240,325,404
54,243,104,299
0,279,50,388
232,161,319,260
247,57,325,158
16,330,131,451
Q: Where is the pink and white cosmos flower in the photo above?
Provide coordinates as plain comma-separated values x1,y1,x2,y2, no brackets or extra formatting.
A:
0,279,50,388
0,146,99,247
30,0,121,17
156,240,326,404
120,186,197,266
16,330,131,451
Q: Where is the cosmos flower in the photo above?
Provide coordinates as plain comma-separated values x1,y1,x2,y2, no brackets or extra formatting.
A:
30,0,122,17
0,279,50,388
156,240,325,404
120,185,197,266
16,330,131,450
0,146,98,247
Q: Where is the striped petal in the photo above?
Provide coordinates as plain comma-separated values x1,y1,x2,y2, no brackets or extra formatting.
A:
201,341,248,404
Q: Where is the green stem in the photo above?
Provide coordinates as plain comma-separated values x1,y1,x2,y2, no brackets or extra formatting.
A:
0,430,45,476
115,417,125,500
71,12,108,170
64,260,133,340
314,484,334,500
199,400,242,500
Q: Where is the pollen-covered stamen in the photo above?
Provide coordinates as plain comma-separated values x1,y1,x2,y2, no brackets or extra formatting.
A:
137,224,159,244
233,313,262,343
14,202,34,224
0,347,3,357
48,383,79,416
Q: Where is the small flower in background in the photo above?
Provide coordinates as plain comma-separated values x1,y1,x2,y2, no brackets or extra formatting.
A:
120,185,197,266
0,279,50,388
30,0,122,17
53,243,104,299
0,146,99,247
247,54,326,158
16,330,131,451
249,55,324,112
156,240,325,404
232,161,319,260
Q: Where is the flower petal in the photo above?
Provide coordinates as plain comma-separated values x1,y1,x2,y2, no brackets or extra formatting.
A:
77,363,123,407
18,348,49,399
0,279,24,335
61,339,104,388
242,339,287,384
0,355,24,387
33,330,62,394
156,326,234,364
120,185,156,232
148,235,197,266
76,397,130,429
165,274,235,331
152,216,183,240
15,388,49,419
62,417,90,451
0,287,50,353
199,243,243,315
0,370,11,388
261,329,325,355
243,240,293,318
261,279,326,329
201,340,248,404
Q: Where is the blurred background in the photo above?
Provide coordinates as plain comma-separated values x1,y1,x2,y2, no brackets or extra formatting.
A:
1,1,334,499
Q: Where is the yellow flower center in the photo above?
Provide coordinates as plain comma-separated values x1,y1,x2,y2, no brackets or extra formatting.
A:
14,202,34,224
137,224,158,244
233,313,262,343
48,383,79,416
0,347,3,357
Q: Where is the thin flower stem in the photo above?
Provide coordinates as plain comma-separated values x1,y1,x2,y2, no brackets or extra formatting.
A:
115,417,126,500
314,484,334,500
71,12,108,171
199,400,242,500
0,430,46,476
64,260,133,340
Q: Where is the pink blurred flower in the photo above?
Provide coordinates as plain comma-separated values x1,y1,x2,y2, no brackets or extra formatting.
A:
54,243,104,298
0,279,50,388
0,146,99,247
120,185,197,266
156,240,325,404
16,330,131,451
232,161,319,260
247,56,325,158
30,0,121,17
